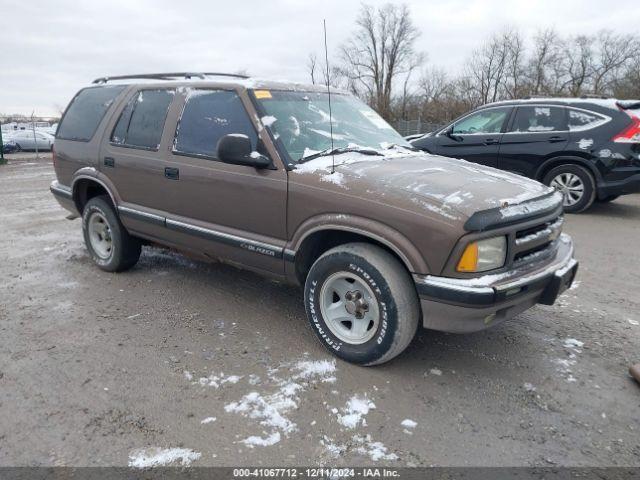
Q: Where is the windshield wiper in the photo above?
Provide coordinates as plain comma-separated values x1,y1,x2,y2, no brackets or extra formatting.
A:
297,146,384,164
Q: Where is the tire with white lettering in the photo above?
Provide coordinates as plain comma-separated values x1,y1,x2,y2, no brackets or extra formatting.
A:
304,243,420,366
82,195,141,272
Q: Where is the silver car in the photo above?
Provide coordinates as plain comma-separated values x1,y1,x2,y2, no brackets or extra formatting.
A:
8,130,54,151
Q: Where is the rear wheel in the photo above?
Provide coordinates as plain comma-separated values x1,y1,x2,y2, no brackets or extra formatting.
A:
543,164,596,213
82,196,141,272
304,243,420,366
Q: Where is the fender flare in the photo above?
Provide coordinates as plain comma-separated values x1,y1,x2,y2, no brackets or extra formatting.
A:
287,213,430,274
71,167,120,211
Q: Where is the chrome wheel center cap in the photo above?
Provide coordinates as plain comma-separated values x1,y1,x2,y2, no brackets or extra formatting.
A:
344,290,369,318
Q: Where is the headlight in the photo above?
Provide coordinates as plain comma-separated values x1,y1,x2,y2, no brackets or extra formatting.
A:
457,236,507,273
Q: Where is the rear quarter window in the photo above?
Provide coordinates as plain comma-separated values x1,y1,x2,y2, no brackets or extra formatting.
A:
568,108,610,131
56,86,125,141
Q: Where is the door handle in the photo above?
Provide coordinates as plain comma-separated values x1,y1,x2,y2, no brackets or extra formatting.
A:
104,157,115,167
164,167,179,180
484,138,499,145
548,136,566,143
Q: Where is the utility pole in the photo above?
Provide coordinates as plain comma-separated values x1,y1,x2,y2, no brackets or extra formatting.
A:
0,126,5,165
31,110,39,159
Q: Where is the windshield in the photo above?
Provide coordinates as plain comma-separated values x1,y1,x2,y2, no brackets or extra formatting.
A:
254,90,411,164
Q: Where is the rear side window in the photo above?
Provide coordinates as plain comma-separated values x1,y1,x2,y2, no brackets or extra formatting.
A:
568,108,610,131
509,106,567,132
173,90,258,159
57,86,125,141
111,89,174,150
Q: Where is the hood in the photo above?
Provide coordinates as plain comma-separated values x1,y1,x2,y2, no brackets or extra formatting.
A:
292,152,554,221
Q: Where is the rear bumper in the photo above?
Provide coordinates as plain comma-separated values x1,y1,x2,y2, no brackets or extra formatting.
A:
414,234,578,333
597,172,640,198
50,180,78,216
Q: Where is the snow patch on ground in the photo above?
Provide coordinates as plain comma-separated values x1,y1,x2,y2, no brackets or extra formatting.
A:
200,417,216,424
242,432,281,448
628,318,639,326
196,372,243,388
563,338,584,353
337,395,376,429
128,447,201,468
224,358,337,447
401,419,417,428
320,436,347,458
321,435,397,462
353,434,398,462
429,368,442,376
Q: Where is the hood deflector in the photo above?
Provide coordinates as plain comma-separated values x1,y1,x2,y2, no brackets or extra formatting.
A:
464,191,564,232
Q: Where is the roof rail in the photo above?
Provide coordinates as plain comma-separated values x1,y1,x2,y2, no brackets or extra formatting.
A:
91,72,250,84
579,94,610,99
521,95,564,99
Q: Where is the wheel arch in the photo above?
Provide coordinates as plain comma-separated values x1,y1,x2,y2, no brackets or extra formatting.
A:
71,169,118,214
287,215,429,285
535,156,601,184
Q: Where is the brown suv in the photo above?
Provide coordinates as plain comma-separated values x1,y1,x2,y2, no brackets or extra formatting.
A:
50,72,578,365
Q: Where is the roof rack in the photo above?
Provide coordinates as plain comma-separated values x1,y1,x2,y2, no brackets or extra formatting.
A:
91,72,250,84
579,94,610,99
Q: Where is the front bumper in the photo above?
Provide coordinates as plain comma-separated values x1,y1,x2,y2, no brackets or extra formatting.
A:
597,172,640,198
414,234,578,333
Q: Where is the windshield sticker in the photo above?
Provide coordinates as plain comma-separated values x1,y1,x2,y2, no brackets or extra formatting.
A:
254,90,272,99
360,110,393,129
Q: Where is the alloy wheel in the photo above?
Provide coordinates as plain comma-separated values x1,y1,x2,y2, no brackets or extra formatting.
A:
550,172,584,207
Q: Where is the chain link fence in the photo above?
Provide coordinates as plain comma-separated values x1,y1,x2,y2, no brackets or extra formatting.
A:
390,119,442,138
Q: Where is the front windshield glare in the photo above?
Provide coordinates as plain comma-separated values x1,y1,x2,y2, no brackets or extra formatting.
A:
254,90,411,163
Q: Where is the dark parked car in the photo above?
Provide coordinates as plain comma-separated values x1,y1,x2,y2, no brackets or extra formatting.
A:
2,138,19,154
411,98,640,213
50,73,577,365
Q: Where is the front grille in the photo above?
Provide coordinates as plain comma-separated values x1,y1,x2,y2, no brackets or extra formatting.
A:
512,216,563,266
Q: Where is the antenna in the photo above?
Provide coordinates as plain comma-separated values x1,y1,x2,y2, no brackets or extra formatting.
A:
323,19,336,174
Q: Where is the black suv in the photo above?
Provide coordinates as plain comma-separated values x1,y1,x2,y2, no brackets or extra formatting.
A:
411,98,640,212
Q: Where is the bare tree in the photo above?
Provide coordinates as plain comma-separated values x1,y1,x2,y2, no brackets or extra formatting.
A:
591,31,639,94
560,35,594,96
307,53,318,85
526,28,564,95
466,29,518,104
324,5,640,131
340,3,423,119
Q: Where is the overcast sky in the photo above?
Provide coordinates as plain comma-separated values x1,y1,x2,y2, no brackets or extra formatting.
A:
2,0,639,117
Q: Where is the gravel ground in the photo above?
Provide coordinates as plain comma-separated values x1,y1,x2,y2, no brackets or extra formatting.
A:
1,153,639,467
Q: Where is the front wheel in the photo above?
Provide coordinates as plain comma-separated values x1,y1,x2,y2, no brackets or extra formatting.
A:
304,243,420,366
543,164,596,213
82,196,141,272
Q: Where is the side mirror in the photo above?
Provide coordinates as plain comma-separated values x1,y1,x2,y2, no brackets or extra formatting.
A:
444,126,463,142
217,134,272,169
